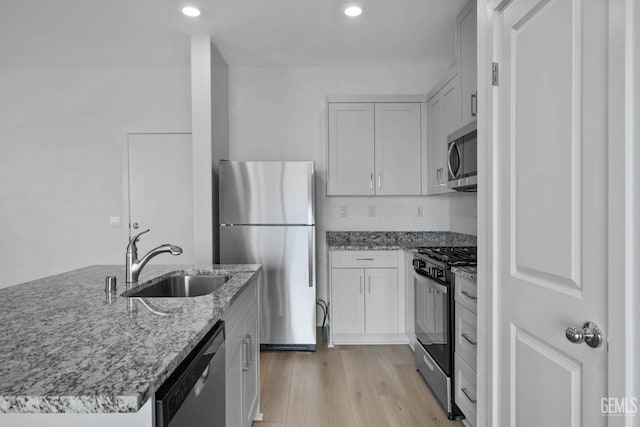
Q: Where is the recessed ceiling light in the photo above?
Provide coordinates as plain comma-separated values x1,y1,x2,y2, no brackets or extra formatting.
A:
344,6,363,17
182,6,201,17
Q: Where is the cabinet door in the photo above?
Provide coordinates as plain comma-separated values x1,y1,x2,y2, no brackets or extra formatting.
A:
331,268,365,334
226,328,244,427
364,268,398,334
457,0,477,125
439,76,461,195
425,94,443,195
242,303,259,427
327,103,375,195
374,103,422,195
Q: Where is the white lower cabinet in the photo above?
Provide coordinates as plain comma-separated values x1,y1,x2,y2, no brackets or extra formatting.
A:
454,273,477,427
365,268,399,334
330,250,405,345
224,275,260,427
331,268,366,334
242,303,259,427
455,353,477,426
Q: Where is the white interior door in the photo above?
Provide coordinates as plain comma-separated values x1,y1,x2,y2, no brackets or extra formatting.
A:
495,0,609,425
128,133,194,264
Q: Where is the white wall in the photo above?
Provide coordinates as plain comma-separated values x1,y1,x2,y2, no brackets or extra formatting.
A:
191,38,229,265
228,66,460,318
449,192,477,235
0,67,191,288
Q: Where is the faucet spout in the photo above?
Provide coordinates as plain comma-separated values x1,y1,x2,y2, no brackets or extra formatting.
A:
125,229,183,284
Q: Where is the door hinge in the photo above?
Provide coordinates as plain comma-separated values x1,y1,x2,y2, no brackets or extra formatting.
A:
492,62,499,86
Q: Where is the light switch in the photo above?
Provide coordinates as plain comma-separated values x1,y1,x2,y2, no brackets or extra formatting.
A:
368,205,376,217
110,216,121,227
340,206,348,217
416,206,423,217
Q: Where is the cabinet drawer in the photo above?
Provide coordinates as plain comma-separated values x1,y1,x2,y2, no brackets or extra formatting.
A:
454,353,477,427
331,250,397,268
455,302,477,370
224,275,258,332
454,274,477,314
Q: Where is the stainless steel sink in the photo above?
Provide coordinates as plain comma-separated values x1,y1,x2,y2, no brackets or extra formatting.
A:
127,275,230,298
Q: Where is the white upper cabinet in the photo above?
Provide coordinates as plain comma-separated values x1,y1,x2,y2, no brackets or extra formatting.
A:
457,0,477,125
327,103,375,195
327,98,424,196
424,73,459,195
374,103,422,196
442,74,462,139
425,94,443,195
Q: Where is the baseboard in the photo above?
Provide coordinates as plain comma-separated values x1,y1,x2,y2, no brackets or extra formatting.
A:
332,333,410,345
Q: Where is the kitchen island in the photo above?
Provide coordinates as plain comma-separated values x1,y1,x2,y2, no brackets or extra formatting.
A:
0,264,261,426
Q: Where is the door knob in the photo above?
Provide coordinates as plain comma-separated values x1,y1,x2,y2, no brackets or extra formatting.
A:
565,322,603,348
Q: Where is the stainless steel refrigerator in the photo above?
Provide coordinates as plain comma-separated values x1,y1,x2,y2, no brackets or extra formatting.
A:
219,160,316,351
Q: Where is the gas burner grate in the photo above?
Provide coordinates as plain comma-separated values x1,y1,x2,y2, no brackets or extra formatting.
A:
417,246,477,266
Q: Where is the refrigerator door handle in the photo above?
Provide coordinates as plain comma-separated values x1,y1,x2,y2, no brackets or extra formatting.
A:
307,163,315,225
308,227,315,288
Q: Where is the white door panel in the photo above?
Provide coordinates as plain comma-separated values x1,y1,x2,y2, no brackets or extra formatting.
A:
374,103,422,195
327,103,375,195
496,0,608,425
128,133,194,264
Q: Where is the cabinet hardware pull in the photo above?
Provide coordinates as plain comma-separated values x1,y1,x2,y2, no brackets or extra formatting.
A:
247,334,252,363
471,93,477,116
356,258,374,261
461,387,477,403
242,339,249,372
461,290,477,300
370,173,374,190
437,168,441,185
471,93,477,117
462,333,477,346
378,174,382,190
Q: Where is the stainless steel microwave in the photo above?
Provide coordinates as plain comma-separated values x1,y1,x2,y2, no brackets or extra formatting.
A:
447,120,477,192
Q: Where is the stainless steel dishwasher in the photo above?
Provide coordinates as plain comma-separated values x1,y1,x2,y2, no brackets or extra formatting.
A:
155,320,225,427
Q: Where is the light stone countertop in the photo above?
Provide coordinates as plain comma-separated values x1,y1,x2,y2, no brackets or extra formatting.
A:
326,231,477,250
0,264,261,414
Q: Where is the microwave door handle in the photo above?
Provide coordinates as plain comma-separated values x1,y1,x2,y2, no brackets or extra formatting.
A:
448,141,460,179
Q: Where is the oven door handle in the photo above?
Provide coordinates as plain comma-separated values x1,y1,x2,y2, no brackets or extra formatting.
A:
413,269,448,293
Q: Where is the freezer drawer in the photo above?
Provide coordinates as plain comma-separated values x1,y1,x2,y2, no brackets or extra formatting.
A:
220,225,316,348
219,160,315,225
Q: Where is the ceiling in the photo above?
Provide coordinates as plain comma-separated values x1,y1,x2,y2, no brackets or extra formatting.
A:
0,0,467,67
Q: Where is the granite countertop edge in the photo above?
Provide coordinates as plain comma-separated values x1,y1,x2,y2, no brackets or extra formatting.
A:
326,231,477,251
0,264,261,414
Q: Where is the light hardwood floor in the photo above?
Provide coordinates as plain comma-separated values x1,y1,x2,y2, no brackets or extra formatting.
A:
253,329,462,427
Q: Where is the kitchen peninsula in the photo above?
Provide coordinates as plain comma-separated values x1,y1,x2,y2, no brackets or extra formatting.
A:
0,264,261,426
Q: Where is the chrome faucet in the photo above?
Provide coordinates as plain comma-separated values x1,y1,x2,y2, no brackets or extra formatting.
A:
125,229,183,284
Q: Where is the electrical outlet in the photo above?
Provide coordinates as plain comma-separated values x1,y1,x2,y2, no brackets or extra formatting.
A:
340,206,348,217
368,205,376,217
416,206,423,217
110,216,121,227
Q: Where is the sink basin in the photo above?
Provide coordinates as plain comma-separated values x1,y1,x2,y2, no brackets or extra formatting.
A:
127,275,230,298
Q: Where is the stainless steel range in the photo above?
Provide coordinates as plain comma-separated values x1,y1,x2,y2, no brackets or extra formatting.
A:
413,246,476,420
